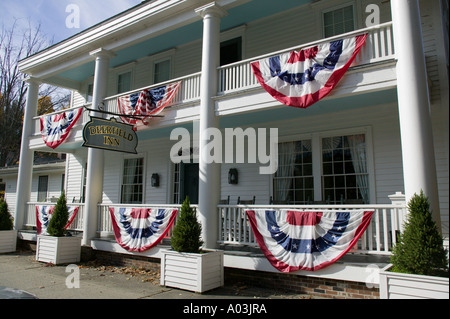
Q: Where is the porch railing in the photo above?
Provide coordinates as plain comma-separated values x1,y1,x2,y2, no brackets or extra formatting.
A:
218,204,406,255
102,72,202,117
218,22,395,94
25,202,85,232
97,203,197,238
32,105,91,136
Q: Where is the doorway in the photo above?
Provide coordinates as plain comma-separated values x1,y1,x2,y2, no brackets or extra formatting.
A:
180,163,199,204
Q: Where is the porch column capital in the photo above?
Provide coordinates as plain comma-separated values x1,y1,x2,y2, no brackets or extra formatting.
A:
195,2,228,19
89,48,116,59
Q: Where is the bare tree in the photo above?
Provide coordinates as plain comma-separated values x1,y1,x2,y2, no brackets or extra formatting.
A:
0,20,70,167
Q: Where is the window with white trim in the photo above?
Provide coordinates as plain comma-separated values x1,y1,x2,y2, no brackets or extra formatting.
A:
273,133,369,205
117,71,132,94
37,175,49,202
322,134,368,204
273,140,314,204
323,4,355,38
121,157,144,204
154,59,171,84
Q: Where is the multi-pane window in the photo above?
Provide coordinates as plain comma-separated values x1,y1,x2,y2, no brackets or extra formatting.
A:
273,140,314,204
117,71,132,94
37,176,49,202
323,5,355,38
273,133,369,205
121,157,144,204
322,134,368,204
173,163,181,204
154,59,171,84
87,83,93,103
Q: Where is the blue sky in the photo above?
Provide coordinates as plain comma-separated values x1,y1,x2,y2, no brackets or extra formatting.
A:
1,0,142,44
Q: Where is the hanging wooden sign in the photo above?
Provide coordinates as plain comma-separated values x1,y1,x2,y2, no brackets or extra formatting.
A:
82,117,138,154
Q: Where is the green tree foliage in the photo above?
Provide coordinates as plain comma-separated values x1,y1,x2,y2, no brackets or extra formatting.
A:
170,196,203,253
390,191,448,276
46,193,69,237
0,199,14,231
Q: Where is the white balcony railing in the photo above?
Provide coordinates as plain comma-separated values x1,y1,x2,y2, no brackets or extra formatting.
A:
102,72,202,117
31,23,395,145
25,202,85,232
32,105,91,136
218,22,395,94
218,204,406,255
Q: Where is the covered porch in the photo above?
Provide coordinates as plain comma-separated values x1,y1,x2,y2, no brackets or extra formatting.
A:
19,197,406,285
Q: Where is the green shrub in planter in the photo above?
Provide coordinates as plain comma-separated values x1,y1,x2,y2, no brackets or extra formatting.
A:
390,190,448,276
46,193,69,237
170,196,203,253
0,199,14,231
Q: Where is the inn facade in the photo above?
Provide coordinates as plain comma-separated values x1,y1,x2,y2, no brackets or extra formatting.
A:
8,0,449,298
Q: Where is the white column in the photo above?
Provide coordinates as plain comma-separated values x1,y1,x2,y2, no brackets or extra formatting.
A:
14,77,40,230
391,0,441,228
195,2,227,249
82,48,114,246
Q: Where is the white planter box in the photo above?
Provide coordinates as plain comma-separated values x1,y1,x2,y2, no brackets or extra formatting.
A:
160,249,224,293
0,230,17,254
379,264,449,299
36,235,82,265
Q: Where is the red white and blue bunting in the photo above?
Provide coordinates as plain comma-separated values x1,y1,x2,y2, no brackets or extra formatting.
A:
246,209,373,272
35,205,80,235
40,108,83,149
251,34,368,108
109,207,178,252
118,81,181,125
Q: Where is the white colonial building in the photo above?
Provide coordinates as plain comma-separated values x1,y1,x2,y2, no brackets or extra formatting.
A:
10,0,449,297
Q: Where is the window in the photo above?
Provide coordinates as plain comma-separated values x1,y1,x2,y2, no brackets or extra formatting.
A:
121,157,144,204
86,83,93,103
323,5,355,38
117,71,132,94
154,59,171,84
38,176,49,202
273,140,314,204
322,134,368,204
220,37,242,66
272,132,370,205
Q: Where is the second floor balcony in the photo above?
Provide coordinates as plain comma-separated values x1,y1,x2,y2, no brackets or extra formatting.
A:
29,22,396,151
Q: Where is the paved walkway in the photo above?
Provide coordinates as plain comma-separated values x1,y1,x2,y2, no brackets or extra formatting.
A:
0,250,321,300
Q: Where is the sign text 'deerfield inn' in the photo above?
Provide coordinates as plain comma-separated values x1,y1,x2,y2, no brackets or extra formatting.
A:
83,117,138,154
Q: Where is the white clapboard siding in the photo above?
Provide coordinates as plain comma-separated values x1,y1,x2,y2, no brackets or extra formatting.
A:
66,151,87,203
0,230,17,254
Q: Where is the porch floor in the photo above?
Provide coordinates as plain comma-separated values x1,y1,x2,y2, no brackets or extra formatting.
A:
218,243,391,267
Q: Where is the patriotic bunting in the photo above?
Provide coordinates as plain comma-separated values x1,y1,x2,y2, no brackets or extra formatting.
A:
35,205,80,235
246,209,373,272
251,34,368,108
40,108,83,149
109,207,178,252
118,81,181,125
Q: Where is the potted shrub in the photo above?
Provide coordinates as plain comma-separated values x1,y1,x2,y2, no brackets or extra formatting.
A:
36,193,82,265
160,197,224,293
0,199,17,254
379,191,449,299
